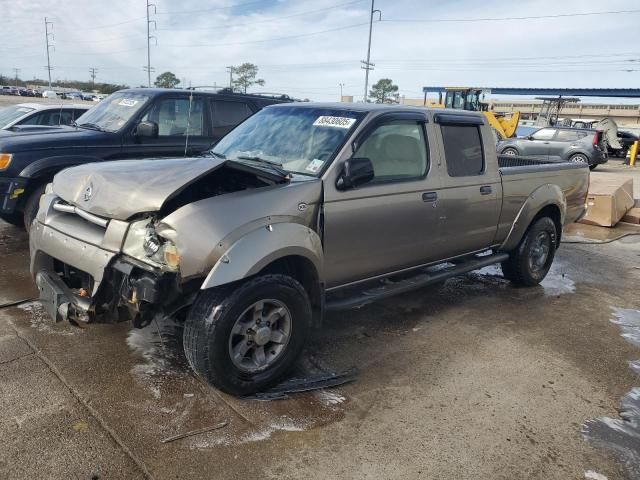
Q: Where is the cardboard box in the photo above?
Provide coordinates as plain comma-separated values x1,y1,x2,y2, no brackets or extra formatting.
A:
579,177,635,227
622,207,640,224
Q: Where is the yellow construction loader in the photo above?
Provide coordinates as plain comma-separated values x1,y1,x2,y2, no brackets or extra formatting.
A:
434,88,520,139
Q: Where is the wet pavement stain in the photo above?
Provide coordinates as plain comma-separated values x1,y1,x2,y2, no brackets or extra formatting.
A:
583,308,640,479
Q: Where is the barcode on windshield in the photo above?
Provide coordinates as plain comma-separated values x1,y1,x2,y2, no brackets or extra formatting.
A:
313,116,356,129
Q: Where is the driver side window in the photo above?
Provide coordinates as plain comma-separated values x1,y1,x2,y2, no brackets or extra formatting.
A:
141,98,204,137
354,120,428,183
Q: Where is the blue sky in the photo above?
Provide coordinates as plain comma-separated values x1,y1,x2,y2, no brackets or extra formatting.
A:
1,0,639,101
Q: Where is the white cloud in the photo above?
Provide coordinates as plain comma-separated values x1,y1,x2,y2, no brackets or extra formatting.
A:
1,0,638,101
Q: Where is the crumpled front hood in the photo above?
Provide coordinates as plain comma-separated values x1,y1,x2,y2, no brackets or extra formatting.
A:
53,156,226,220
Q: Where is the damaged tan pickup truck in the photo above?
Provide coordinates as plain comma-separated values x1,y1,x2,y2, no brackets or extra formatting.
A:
30,103,589,395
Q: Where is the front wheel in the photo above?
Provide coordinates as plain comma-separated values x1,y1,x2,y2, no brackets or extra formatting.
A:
22,184,46,231
183,274,312,396
501,217,557,287
502,147,518,156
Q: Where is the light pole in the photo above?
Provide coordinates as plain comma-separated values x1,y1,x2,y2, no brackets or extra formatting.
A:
361,0,381,102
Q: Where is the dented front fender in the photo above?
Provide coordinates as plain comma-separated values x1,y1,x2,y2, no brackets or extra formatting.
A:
201,222,323,289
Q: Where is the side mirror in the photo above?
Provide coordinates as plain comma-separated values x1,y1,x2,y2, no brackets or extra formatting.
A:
336,157,374,190
135,120,158,138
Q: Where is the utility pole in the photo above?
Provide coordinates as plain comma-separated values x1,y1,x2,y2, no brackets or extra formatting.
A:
89,67,98,87
13,68,20,87
44,17,54,88
361,0,381,102
226,66,234,90
339,82,345,101
145,0,157,87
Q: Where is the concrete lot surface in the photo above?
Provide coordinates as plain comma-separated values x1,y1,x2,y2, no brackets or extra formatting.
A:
1,167,640,479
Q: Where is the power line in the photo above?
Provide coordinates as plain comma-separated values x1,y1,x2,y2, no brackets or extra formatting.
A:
158,0,367,31
163,21,369,48
384,9,640,23
157,0,267,15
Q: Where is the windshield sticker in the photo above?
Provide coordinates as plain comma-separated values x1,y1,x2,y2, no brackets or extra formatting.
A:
117,98,139,107
313,116,356,129
305,159,325,173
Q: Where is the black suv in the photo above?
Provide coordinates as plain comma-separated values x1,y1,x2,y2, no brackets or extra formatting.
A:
0,88,291,228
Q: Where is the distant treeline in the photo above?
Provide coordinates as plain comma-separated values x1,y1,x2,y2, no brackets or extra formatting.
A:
0,74,128,94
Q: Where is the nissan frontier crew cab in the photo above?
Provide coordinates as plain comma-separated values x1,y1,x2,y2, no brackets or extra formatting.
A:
30,103,589,396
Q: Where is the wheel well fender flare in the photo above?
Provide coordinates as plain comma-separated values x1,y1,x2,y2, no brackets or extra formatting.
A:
19,155,105,181
499,184,566,252
200,223,323,290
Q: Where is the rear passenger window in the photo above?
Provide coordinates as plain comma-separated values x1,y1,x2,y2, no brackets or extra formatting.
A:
555,130,586,141
211,100,253,127
440,125,484,177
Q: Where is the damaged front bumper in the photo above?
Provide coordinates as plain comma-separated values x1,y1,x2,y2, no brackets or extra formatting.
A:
30,201,184,327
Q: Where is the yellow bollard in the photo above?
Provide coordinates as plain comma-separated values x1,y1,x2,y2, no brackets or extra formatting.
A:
630,140,639,167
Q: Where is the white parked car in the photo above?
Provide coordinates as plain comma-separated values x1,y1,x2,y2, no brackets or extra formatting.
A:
0,103,89,130
41,90,58,98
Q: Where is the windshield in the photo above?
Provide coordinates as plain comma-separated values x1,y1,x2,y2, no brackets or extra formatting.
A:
0,105,35,128
212,106,365,176
74,92,150,132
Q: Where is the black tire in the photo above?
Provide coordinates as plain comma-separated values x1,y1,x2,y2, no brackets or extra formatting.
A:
183,274,312,396
569,153,589,165
589,164,597,171
501,217,557,287
502,147,518,156
22,184,46,231
0,212,24,227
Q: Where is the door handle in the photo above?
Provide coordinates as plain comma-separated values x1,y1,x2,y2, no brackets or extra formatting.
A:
480,186,492,195
422,192,438,202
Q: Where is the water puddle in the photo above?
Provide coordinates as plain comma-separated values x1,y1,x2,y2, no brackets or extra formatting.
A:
17,301,81,336
582,308,640,479
564,222,640,244
474,262,575,296
125,315,350,446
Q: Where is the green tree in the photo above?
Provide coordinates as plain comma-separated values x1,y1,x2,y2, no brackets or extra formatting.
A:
154,71,180,88
231,63,265,93
369,78,399,104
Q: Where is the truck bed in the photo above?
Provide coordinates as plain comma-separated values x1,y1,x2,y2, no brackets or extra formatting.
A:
496,154,590,240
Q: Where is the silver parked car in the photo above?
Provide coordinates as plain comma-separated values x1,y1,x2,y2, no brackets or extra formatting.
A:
0,103,89,130
498,127,608,170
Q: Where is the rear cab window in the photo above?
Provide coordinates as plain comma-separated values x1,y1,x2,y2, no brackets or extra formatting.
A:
440,124,484,177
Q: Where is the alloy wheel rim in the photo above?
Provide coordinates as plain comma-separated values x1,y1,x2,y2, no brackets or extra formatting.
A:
228,299,292,373
529,231,551,272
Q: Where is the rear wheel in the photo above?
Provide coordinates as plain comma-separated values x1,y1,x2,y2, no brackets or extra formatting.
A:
569,153,588,165
501,217,557,287
23,184,46,231
183,274,311,396
502,147,518,156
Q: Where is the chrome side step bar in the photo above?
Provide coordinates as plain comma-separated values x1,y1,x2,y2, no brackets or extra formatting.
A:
325,252,509,311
